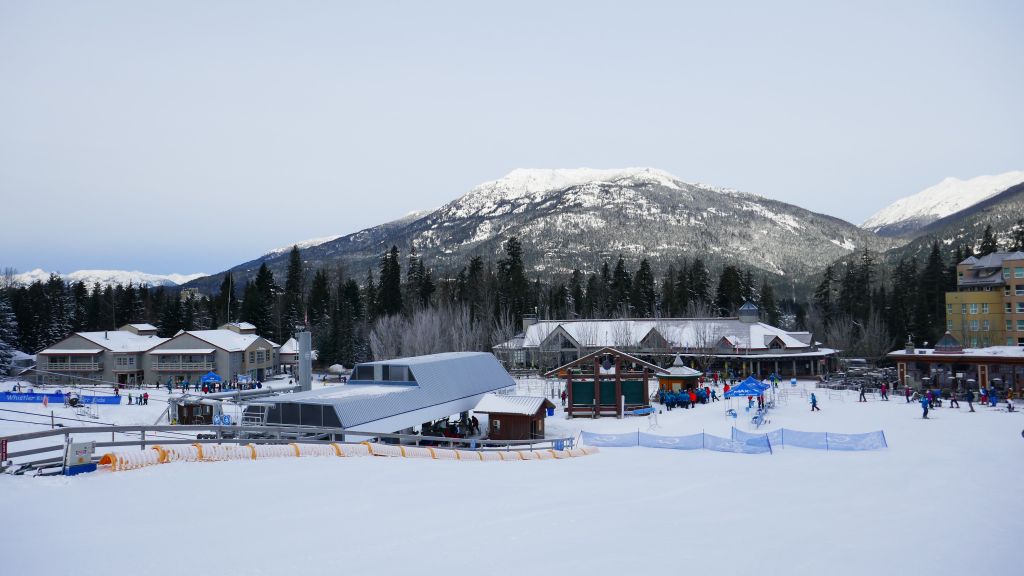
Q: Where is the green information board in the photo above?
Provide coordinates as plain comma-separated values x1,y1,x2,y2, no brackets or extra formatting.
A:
571,381,595,406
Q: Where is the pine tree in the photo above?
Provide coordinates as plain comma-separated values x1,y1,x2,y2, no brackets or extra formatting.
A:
714,265,743,316
610,256,633,314
281,246,306,336
0,291,19,369
1011,219,1024,251
158,294,183,337
568,269,584,318
307,269,332,327
44,274,71,345
688,259,712,306
813,264,836,326
659,264,677,317
378,246,403,316
758,278,780,326
979,224,998,255
630,258,656,317
497,237,529,321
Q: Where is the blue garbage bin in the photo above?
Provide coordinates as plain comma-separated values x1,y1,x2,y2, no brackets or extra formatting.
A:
546,407,555,417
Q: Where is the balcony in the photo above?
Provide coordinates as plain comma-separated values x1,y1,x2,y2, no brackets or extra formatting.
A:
154,361,216,371
44,361,101,372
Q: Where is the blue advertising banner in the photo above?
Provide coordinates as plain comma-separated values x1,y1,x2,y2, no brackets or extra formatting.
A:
0,392,122,405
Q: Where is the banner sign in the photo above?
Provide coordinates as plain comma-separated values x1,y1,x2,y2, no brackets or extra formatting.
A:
0,392,122,405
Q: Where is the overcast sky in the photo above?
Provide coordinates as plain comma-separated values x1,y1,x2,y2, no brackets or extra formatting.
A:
2,1,1022,275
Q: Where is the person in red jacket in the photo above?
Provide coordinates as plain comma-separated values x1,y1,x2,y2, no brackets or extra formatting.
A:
689,389,697,407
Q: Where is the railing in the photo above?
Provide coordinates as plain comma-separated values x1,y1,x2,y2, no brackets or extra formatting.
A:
0,424,576,470
153,361,216,371
40,362,101,372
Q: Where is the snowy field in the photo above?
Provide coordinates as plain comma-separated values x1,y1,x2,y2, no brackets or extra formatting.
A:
2,378,1023,576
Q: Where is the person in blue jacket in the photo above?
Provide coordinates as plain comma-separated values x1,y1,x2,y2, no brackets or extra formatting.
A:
989,388,998,407
810,392,820,411
920,394,930,419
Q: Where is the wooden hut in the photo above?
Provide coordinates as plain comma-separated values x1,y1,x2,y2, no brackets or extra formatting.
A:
544,347,668,418
658,354,703,391
473,394,556,440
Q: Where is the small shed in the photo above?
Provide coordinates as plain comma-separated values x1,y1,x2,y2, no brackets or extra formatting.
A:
658,354,703,391
544,347,668,418
473,394,556,440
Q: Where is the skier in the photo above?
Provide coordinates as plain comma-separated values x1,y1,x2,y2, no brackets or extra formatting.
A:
143,392,149,405
810,392,820,411
964,388,975,412
949,391,959,409
880,383,889,401
858,382,867,402
127,393,133,405
920,394,930,419
905,386,912,403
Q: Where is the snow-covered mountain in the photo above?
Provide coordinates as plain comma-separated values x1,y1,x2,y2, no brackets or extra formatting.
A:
264,235,343,257
862,171,1024,236
187,167,901,293
14,269,207,288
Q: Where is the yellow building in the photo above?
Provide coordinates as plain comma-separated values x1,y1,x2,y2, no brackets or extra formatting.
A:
946,252,1024,347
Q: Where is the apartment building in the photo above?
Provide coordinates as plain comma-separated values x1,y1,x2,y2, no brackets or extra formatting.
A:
945,252,1024,347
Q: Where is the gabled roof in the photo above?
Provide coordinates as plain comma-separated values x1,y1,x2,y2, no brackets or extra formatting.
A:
74,331,168,353
473,394,555,415
664,355,702,377
182,330,274,352
543,347,669,377
280,337,298,354
511,318,816,353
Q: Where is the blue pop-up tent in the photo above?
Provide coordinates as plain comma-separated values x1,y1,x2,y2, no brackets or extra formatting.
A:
200,371,222,384
724,376,770,398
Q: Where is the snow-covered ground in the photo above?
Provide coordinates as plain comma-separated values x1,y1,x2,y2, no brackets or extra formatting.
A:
2,378,1023,576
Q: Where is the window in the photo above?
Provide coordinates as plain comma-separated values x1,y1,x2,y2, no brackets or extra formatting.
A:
982,303,989,314
961,304,967,314
1016,267,1024,279
969,303,978,314
1018,319,1024,332
947,320,954,330
1006,287,1012,296
946,304,953,315
970,320,979,331
248,351,254,364
1004,268,1012,279
1017,285,1024,296
1007,303,1013,314
982,320,990,332
1007,319,1014,332
970,337,978,347
1018,302,1024,313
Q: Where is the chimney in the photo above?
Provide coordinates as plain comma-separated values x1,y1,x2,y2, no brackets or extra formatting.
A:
104,331,108,340
904,337,914,355
522,314,537,334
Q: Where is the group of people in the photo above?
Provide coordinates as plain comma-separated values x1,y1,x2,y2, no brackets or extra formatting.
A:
126,392,150,405
919,387,1015,418
658,386,719,410
164,378,263,395
858,382,889,402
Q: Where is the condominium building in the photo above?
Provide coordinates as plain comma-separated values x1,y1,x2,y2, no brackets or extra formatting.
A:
35,323,167,387
945,251,1024,347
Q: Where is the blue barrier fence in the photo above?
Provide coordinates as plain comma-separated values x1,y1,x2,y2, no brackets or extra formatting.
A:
730,427,887,451
0,392,122,405
580,431,772,454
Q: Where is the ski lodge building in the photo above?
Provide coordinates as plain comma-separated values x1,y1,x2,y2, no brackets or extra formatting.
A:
494,303,837,378
35,323,167,387
147,322,279,385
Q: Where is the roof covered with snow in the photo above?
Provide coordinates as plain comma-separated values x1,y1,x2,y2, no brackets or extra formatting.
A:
888,346,1024,360
473,394,554,415
75,331,168,353
182,330,275,352
256,352,514,429
511,318,816,353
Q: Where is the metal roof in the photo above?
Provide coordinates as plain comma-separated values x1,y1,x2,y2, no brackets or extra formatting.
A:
473,394,554,415
257,352,515,429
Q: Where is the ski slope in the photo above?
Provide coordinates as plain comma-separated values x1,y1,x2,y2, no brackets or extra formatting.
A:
2,382,1022,576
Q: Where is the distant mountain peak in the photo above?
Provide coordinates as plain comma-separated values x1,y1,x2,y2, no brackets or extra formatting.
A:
862,171,1024,236
14,269,206,288
473,167,684,200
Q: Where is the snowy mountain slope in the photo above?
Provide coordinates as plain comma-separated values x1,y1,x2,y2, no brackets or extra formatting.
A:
264,235,343,257
14,269,206,288
862,171,1024,236
883,180,1024,264
187,168,901,294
